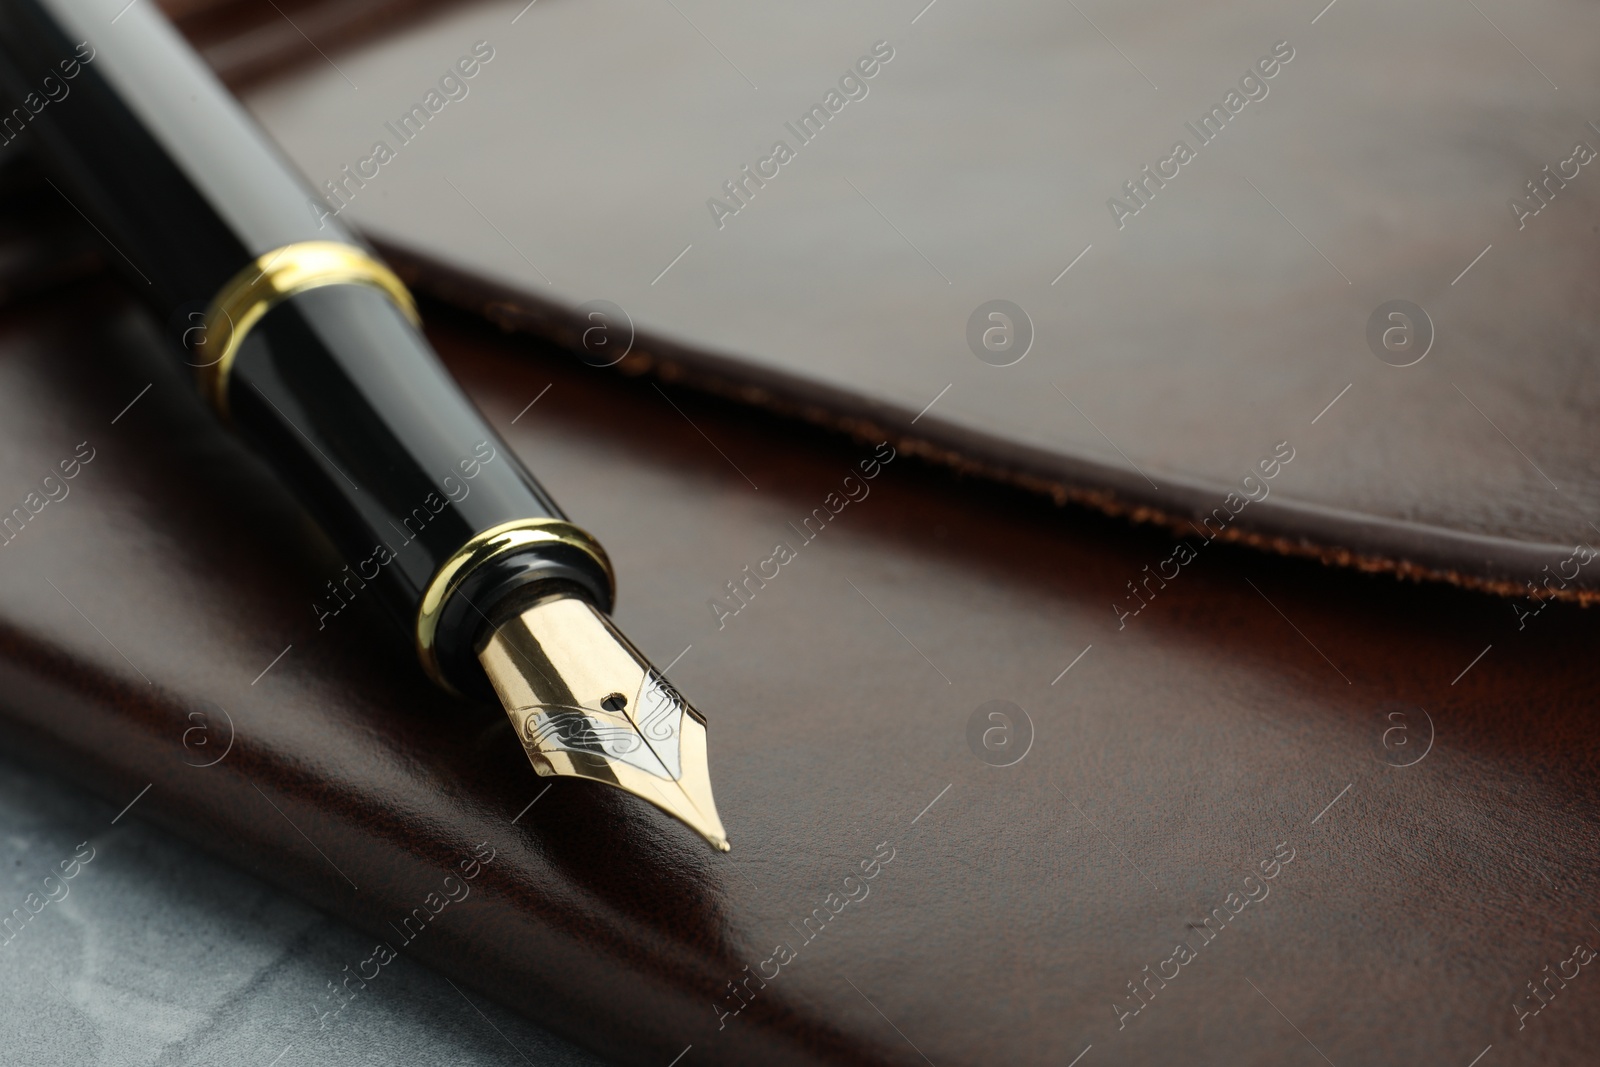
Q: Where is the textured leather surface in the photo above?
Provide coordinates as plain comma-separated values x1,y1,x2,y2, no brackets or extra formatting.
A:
240,0,1600,599
2,275,1599,1065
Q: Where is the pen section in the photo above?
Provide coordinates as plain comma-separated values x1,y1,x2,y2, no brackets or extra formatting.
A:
225,283,606,692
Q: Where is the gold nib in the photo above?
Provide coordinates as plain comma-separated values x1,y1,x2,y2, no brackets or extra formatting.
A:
478,596,729,851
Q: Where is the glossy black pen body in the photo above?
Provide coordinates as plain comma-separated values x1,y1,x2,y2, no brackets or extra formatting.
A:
0,0,728,849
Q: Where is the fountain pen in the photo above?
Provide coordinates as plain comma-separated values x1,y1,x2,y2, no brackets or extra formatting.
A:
0,0,728,849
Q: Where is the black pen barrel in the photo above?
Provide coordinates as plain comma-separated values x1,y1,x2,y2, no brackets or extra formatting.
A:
0,0,612,695
0,0,329,313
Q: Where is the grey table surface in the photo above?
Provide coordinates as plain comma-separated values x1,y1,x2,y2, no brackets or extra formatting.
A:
0,752,609,1067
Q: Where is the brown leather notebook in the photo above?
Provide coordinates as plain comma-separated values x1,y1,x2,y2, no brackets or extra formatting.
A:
2,4,1598,1067
5,257,1600,1066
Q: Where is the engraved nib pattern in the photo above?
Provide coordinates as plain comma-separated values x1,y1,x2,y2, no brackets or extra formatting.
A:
478,596,729,851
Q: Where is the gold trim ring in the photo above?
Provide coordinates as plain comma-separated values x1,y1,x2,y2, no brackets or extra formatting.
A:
415,518,617,690
194,240,419,417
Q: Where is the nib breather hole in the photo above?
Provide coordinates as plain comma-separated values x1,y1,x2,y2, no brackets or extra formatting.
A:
601,692,628,712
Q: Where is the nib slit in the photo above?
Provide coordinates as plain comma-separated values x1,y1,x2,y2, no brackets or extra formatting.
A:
478,595,729,851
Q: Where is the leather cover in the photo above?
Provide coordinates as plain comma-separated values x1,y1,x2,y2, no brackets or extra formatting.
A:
3,271,1600,1065
3,5,1599,1067
239,0,1600,601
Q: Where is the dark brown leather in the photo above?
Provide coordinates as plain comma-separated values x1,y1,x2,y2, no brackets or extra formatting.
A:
237,0,1600,601
3,272,1599,1065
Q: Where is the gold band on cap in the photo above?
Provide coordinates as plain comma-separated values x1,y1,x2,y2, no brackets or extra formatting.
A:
194,240,419,417
416,518,617,691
